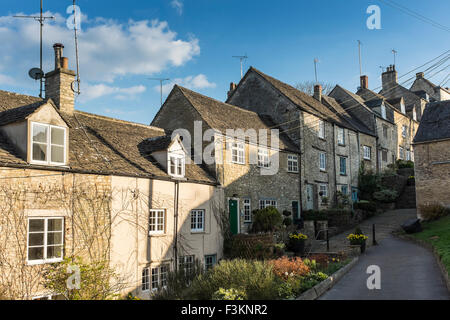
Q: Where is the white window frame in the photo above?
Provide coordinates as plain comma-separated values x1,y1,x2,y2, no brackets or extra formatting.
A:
30,122,67,166
318,120,325,139
399,147,404,160
319,152,327,171
406,150,411,161
381,103,386,119
231,141,245,164
243,199,251,223
191,209,205,233
363,146,371,160
149,209,165,235
337,127,345,145
400,102,406,114
27,217,64,265
168,153,185,178
402,125,407,138
319,184,328,198
151,264,169,292
259,199,277,209
257,147,270,168
287,154,299,173
142,267,150,292
179,255,195,275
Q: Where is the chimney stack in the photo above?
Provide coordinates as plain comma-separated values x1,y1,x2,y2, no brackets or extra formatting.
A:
360,75,368,89
313,84,322,102
45,43,76,114
227,82,237,99
416,72,424,79
381,64,398,92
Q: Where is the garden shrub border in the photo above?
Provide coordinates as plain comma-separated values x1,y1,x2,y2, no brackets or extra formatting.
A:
295,256,359,300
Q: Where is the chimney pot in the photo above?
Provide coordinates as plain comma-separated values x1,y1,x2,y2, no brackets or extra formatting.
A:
360,75,368,89
313,84,322,101
61,57,69,69
53,43,64,70
227,82,237,99
416,72,424,79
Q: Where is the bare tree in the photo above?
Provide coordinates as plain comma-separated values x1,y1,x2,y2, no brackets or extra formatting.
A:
294,81,335,96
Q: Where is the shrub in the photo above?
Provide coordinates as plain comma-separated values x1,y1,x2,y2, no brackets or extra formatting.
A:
190,259,279,300
277,276,302,299
354,200,377,213
212,288,246,300
303,210,328,221
373,189,398,203
419,203,450,221
268,257,310,280
283,217,293,226
358,162,381,200
251,207,282,233
396,159,414,169
309,254,330,269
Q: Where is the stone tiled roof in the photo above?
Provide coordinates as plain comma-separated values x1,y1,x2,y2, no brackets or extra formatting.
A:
0,100,47,126
247,68,376,135
413,100,450,143
0,90,216,184
176,85,300,152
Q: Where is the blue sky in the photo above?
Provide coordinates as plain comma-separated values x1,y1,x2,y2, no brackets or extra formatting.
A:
0,0,449,124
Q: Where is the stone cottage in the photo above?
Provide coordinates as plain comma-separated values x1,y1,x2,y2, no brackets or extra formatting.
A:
151,85,301,234
0,43,224,300
410,72,450,102
226,67,377,210
413,100,450,218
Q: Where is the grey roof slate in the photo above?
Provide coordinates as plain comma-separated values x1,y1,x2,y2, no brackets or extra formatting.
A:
413,100,450,143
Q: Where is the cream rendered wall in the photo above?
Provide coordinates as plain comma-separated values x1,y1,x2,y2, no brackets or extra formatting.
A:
110,175,224,299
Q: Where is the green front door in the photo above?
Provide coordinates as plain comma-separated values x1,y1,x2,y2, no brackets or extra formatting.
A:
229,199,239,235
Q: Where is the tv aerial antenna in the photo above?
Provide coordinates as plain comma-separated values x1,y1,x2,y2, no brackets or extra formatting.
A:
149,78,170,107
314,58,319,84
14,0,55,98
232,55,248,79
70,0,81,95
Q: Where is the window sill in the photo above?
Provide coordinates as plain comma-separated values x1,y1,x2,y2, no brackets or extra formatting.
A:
231,162,245,165
320,169,327,173
149,232,166,237
27,258,63,266
191,230,205,234
340,174,347,176
338,144,346,147
287,170,299,174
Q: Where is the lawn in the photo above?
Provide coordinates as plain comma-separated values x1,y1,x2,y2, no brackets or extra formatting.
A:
412,215,450,275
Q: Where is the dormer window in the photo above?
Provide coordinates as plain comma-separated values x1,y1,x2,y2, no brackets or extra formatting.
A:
400,102,406,114
168,153,185,177
381,103,386,119
31,122,66,165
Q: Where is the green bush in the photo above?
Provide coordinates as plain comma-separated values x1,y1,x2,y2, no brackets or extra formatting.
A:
283,217,293,226
419,203,450,221
358,162,381,200
212,288,246,300
303,210,328,221
250,207,282,233
396,159,414,169
373,189,398,203
190,259,279,300
353,200,377,213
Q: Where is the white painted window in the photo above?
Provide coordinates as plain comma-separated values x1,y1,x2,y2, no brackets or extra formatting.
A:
142,267,150,291
319,152,326,171
381,103,386,119
363,146,371,160
287,154,299,172
191,209,205,232
259,199,277,209
319,184,328,198
31,122,66,165
400,102,406,114
179,255,195,275
406,150,411,161
399,147,404,160
318,120,325,139
168,154,185,177
149,209,165,235
27,217,64,265
402,125,407,138
231,141,245,164
151,264,169,292
257,147,270,168
337,127,345,145
205,254,217,271
243,199,252,222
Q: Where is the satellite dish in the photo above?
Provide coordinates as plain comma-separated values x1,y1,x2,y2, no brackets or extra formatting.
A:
28,68,44,80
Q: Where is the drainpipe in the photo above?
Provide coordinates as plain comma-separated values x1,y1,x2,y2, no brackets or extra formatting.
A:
332,124,338,206
173,180,180,272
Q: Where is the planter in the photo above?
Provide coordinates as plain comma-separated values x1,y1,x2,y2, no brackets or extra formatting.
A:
350,240,366,254
291,240,305,256
315,220,328,240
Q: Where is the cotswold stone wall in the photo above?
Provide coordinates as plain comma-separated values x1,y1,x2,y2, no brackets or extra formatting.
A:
414,140,450,218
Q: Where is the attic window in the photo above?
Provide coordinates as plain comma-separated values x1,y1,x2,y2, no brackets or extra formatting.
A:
31,122,66,165
168,153,185,178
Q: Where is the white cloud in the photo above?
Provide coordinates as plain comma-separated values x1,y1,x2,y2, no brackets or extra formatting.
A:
171,0,184,15
0,73,15,85
0,11,200,85
80,83,146,102
159,74,216,94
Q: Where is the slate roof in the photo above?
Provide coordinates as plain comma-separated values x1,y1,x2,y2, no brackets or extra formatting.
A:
379,83,424,112
0,100,47,126
175,85,300,153
0,90,216,184
413,100,450,143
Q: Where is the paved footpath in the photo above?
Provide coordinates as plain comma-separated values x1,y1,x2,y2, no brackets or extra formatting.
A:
320,210,449,300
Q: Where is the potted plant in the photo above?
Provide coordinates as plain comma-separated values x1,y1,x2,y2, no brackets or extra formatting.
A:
288,232,308,256
347,228,368,253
